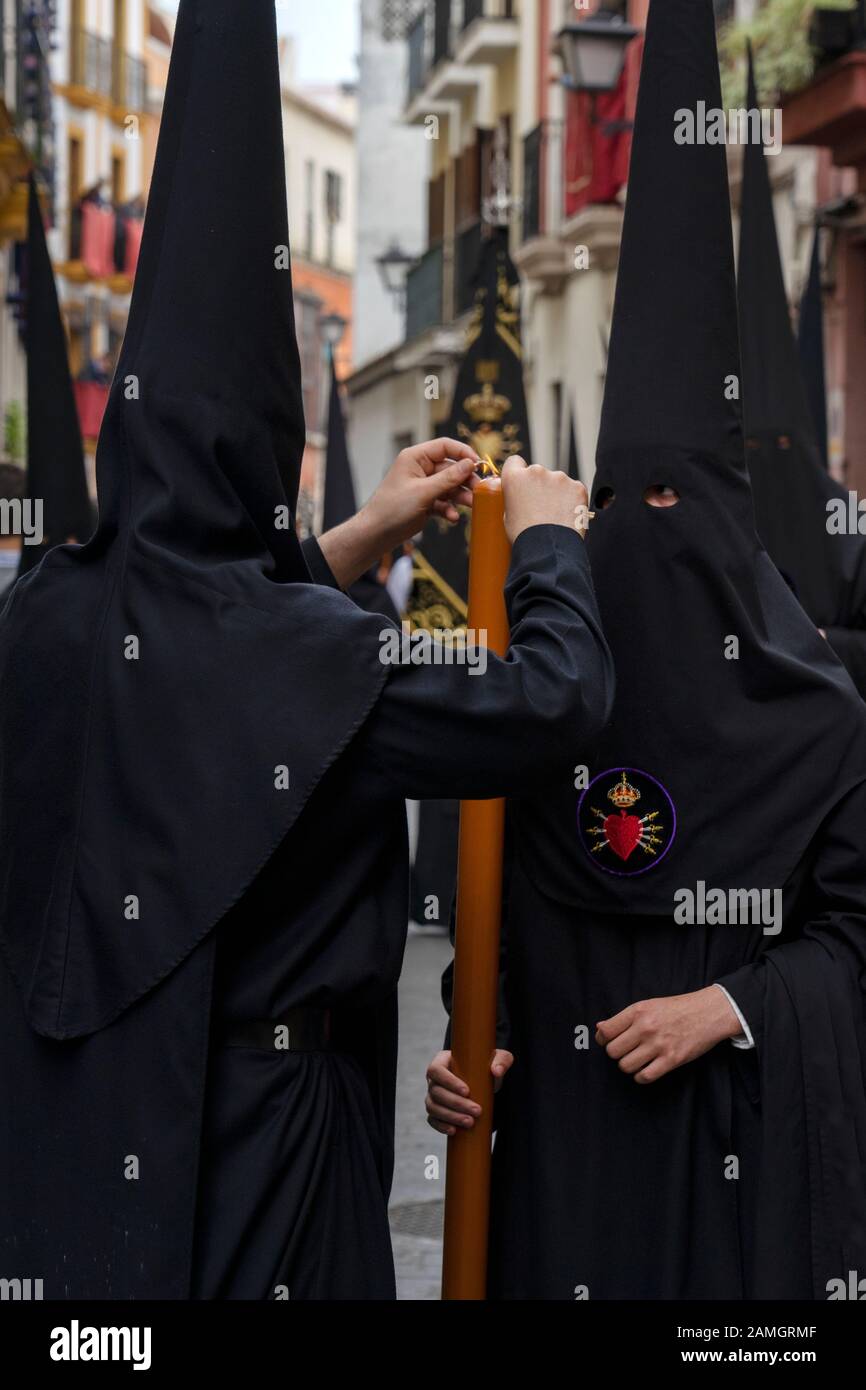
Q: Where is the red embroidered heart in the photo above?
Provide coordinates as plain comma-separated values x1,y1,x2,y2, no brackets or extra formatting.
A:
604,812,641,861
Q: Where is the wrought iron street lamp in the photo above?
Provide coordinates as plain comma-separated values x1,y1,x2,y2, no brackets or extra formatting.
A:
374,240,418,311
555,5,638,96
319,311,347,350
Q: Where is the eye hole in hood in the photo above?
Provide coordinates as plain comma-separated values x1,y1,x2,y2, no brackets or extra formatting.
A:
643,485,680,508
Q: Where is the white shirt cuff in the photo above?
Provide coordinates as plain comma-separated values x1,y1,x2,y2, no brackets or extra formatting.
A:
713,983,755,1050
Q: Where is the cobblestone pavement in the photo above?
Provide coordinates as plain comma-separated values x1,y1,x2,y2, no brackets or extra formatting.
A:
389,926,451,1301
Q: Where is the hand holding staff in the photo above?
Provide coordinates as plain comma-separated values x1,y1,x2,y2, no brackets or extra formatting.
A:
441,471,512,1302
440,458,592,1300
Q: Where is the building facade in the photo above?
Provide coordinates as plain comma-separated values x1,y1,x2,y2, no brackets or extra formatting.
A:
0,2,170,483
1,0,54,457
280,37,360,526
347,0,842,500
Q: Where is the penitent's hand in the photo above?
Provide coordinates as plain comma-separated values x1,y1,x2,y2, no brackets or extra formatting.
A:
318,438,478,589
500,456,591,544
595,986,742,1085
425,1048,514,1136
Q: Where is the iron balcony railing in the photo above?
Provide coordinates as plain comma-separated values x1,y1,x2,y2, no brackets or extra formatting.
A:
462,0,515,28
409,0,517,104
521,120,564,243
454,219,483,317
408,9,428,100
406,242,444,340
432,0,453,66
69,28,145,109
113,48,146,110
70,27,112,97
522,123,543,242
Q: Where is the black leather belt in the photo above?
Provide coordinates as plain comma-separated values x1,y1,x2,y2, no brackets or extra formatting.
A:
221,1007,331,1052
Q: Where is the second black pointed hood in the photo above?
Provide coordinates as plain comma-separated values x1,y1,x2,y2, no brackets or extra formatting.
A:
322,357,358,533
566,406,581,482
516,0,866,925
19,176,93,577
0,0,390,1040
738,50,866,693
798,229,829,469
738,52,815,446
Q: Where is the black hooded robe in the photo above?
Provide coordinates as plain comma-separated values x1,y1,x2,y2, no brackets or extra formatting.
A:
0,519,611,1302
191,524,612,1301
475,0,866,1301
0,1,614,1301
488,783,866,1299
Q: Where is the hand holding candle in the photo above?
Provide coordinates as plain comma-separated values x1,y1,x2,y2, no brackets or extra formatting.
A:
499,456,593,542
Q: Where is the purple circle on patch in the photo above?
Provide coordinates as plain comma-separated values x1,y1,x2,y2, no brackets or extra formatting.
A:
577,767,677,877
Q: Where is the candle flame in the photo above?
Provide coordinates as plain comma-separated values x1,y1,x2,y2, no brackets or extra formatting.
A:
475,454,501,479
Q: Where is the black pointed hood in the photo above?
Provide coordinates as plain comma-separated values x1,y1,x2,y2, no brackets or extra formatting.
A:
0,0,389,1040
18,176,93,577
738,50,814,447
738,48,866,692
566,407,580,481
798,229,829,469
94,0,307,579
321,357,358,531
517,0,866,927
597,0,746,491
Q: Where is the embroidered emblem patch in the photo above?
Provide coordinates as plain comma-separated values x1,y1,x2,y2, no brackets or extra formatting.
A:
577,768,676,877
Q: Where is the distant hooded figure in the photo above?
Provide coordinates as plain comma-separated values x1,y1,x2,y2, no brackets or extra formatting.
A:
566,406,581,482
18,175,94,577
321,353,399,623
798,228,829,470
0,0,613,1299
431,0,866,1301
738,52,866,695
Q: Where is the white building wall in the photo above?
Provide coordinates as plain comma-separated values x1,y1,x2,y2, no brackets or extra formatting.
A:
354,0,427,367
349,365,424,502
282,92,357,276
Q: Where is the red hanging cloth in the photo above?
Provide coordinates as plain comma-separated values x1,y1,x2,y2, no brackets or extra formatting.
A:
563,37,642,219
74,380,110,441
81,202,117,279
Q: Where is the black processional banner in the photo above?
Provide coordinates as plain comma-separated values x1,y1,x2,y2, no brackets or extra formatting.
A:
406,227,532,636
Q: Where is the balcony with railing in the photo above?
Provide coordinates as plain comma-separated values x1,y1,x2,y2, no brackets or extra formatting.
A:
455,0,518,66
462,0,516,33
407,9,429,101
521,123,545,243
112,48,146,111
407,0,518,108
70,28,113,99
454,219,483,316
516,110,626,290
406,242,444,341
68,28,146,113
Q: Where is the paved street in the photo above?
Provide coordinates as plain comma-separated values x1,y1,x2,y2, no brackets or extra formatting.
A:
389,926,451,1301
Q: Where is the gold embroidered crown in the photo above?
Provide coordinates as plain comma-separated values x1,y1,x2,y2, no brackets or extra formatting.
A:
608,773,640,809
464,382,511,424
